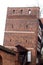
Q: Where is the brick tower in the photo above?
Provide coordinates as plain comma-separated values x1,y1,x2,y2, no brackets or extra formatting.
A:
3,7,42,65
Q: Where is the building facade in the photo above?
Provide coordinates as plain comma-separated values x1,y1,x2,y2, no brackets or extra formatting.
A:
0,7,42,65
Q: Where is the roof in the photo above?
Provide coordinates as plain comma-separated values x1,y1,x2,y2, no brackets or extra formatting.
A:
0,45,16,55
16,45,28,52
4,46,18,52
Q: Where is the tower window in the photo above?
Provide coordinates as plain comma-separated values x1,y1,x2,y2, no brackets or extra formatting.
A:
20,10,23,14
10,39,11,42
28,9,31,14
12,24,13,28
26,25,28,28
26,40,27,43
13,10,15,14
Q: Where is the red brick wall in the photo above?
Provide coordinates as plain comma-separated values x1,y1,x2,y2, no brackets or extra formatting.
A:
3,7,39,65
7,7,40,19
0,50,16,65
5,19,38,31
4,33,37,48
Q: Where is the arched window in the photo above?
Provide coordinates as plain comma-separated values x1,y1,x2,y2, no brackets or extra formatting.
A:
0,56,2,65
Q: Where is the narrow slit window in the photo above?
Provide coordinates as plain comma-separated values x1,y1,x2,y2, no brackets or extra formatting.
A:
13,10,15,14
26,40,27,43
10,39,11,42
20,10,23,14
12,24,13,28
26,25,28,28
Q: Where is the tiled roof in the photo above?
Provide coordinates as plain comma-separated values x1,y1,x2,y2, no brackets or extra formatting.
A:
16,45,28,52
0,45,16,55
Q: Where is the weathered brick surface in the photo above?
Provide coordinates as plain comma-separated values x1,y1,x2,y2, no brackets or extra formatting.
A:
0,50,16,65
3,7,40,65
4,33,37,48
7,7,40,19
5,19,38,31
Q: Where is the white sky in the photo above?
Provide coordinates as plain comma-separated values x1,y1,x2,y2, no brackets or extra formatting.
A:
0,0,43,45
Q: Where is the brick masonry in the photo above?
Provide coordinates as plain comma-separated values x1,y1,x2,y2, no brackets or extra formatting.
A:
0,50,16,65
1,7,40,65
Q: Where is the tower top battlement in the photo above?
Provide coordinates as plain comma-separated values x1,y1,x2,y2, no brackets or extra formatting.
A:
7,7,40,19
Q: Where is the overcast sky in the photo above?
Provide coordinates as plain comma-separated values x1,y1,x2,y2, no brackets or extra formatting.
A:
0,0,43,45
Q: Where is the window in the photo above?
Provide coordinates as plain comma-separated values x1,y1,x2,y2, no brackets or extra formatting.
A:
42,37,43,43
26,25,28,28
36,58,39,64
41,31,43,47
20,10,23,14
28,9,31,15
27,51,31,62
13,10,15,14
12,24,13,28
10,39,11,42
